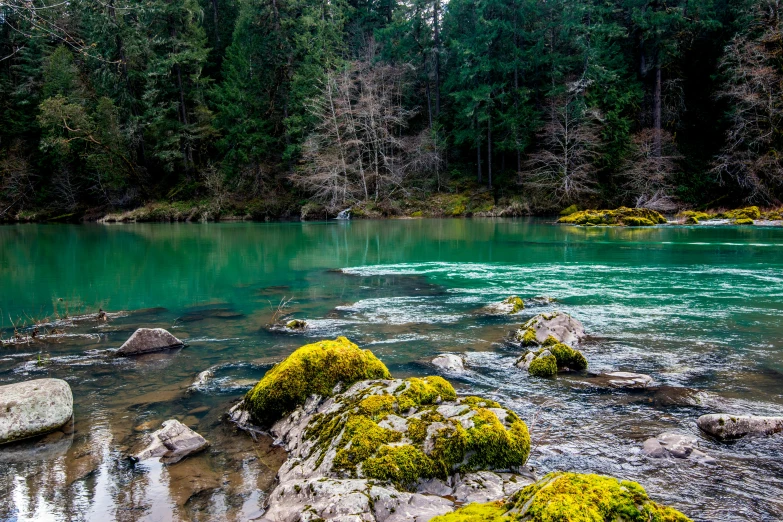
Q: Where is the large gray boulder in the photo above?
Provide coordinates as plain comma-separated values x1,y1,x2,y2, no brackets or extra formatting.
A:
0,378,73,444
133,419,209,464
514,311,585,346
430,354,466,373
117,328,184,356
697,413,783,440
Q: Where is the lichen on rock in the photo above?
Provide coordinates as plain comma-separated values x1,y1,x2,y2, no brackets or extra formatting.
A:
512,312,585,347
557,207,667,227
242,336,391,427
431,472,692,522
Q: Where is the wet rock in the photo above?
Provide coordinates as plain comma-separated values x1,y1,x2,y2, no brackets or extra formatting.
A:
513,311,585,347
0,378,74,444
517,340,587,377
525,296,556,307
133,419,209,464
285,319,307,330
593,371,654,389
189,368,214,391
483,296,524,315
117,328,184,356
650,386,708,407
697,413,783,440
187,406,210,415
430,354,465,373
641,433,716,465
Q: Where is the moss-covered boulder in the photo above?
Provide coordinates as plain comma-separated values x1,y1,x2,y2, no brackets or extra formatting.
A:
242,337,391,427
484,296,525,315
559,204,579,216
285,319,307,330
431,472,692,522
513,312,585,347
557,207,667,226
517,338,587,377
721,206,760,220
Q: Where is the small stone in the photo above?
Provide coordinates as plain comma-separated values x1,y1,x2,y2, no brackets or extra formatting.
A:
600,372,654,389
641,432,715,465
133,419,209,464
117,328,184,356
431,354,465,373
697,413,783,440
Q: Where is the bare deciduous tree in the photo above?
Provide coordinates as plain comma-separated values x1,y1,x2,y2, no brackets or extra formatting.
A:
620,128,681,212
714,0,783,203
293,43,440,210
522,79,602,204
0,141,36,217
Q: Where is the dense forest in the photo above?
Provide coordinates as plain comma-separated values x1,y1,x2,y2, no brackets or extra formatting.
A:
1,0,782,219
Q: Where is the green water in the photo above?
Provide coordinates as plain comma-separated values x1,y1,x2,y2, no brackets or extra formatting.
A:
0,219,782,521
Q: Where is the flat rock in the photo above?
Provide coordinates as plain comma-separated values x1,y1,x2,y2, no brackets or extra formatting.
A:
641,432,716,465
430,354,465,373
117,328,184,356
0,378,73,444
697,413,783,440
133,419,209,464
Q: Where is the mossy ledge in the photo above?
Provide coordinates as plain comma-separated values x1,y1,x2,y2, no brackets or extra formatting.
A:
301,376,531,491
431,472,692,522
242,336,391,427
557,207,667,226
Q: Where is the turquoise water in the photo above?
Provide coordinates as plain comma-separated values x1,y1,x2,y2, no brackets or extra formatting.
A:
0,219,782,521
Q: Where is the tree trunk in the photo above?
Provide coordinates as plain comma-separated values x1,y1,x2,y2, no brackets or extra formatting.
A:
211,0,220,43
476,115,482,183
653,58,662,157
433,0,441,117
487,112,492,189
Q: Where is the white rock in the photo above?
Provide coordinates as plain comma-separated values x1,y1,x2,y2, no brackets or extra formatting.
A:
600,372,654,389
0,378,73,444
517,311,585,346
133,419,208,464
641,432,716,465
430,354,465,373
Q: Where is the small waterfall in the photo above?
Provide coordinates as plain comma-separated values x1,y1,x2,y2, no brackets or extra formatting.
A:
336,208,352,220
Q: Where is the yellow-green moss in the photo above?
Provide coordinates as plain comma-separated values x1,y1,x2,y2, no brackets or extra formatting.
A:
721,206,760,220
528,354,558,377
734,218,754,225
558,207,666,227
243,337,391,427
504,296,525,314
517,328,538,347
434,473,692,522
286,319,307,329
508,472,692,522
541,335,559,347
548,342,588,371
411,210,424,217
303,377,530,491
559,204,579,216
430,501,510,521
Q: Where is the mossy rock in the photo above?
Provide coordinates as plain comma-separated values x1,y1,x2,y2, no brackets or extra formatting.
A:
528,353,558,377
431,472,692,522
520,340,587,377
517,328,538,347
285,319,307,330
302,377,530,491
734,218,754,225
504,296,525,314
558,207,666,227
721,206,760,220
243,337,391,427
559,204,579,216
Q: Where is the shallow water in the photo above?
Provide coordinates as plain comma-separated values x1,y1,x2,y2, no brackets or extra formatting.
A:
0,219,782,521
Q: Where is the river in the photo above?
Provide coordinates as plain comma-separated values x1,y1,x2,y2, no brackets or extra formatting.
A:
0,219,781,521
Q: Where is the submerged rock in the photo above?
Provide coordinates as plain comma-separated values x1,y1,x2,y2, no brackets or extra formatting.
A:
133,419,209,464
642,433,716,465
285,319,307,330
116,328,184,356
431,472,692,522
557,207,667,226
0,378,73,444
241,336,391,427
431,354,466,373
513,311,585,347
697,413,783,440
593,371,654,389
524,296,556,307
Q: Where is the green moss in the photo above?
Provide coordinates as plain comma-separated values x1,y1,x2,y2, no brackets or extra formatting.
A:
509,472,692,522
243,337,391,427
397,376,457,411
431,502,509,521
411,210,424,217
286,319,307,329
722,206,760,220
504,296,525,314
362,444,434,488
528,354,558,377
559,204,579,216
460,396,502,409
517,328,538,347
547,342,588,371
734,218,754,225
359,394,396,419
558,207,666,227
333,415,403,476
541,335,559,347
